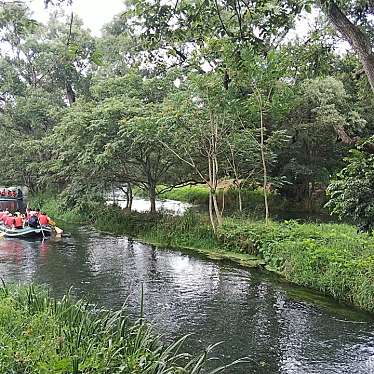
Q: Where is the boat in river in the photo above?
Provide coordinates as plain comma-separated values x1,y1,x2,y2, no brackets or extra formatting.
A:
0,224,52,238
0,196,23,202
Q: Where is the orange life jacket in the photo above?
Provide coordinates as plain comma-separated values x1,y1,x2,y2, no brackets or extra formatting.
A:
38,215,49,225
14,216,23,228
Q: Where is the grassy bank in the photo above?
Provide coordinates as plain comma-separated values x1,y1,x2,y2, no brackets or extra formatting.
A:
0,284,232,373
95,207,263,267
219,219,374,312
32,194,374,313
158,184,282,214
95,207,374,312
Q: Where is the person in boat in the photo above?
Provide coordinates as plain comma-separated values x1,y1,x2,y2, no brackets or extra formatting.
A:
17,188,23,199
1,210,9,224
38,212,50,226
5,213,14,228
13,212,23,229
11,190,16,198
0,189,5,196
28,213,39,228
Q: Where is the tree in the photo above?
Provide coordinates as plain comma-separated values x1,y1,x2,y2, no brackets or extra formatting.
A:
318,1,374,94
326,141,374,232
276,77,365,208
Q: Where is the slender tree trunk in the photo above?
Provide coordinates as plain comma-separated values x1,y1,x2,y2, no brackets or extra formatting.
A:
66,81,76,106
238,186,243,212
322,1,374,93
259,99,269,224
127,182,133,211
208,189,216,233
220,189,225,216
212,191,223,225
149,185,156,213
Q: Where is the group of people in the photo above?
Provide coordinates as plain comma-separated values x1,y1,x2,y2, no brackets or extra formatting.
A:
1,189,18,198
0,188,23,198
0,208,51,230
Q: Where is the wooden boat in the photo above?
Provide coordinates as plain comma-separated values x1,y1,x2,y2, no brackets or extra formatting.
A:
0,224,52,238
0,196,23,202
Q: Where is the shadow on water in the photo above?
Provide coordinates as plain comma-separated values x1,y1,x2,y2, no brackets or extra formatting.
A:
0,228,374,373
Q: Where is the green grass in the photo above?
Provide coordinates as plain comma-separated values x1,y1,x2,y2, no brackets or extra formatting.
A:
0,284,239,373
95,206,374,312
28,193,94,224
158,185,281,213
219,219,374,312
33,193,374,313
94,206,263,267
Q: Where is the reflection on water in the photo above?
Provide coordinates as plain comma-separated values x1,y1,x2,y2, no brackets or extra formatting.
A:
0,229,374,373
108,197,194,215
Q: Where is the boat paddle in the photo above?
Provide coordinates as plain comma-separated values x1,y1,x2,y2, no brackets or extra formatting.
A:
37,217,46,240
49,219,63,236
54,226,63,236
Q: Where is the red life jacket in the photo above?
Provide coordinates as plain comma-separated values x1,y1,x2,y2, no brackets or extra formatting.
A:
14,216,23,228
38,215,49,225
5,216,14,227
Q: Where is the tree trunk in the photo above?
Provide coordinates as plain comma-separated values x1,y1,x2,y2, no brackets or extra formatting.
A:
127,182,133,211
238,187,243,212
66,81,76,106
220,189,225,216
208,189,216,233
149,184,156,213
259,95,270,224
323,1,374,93
212,191,223,225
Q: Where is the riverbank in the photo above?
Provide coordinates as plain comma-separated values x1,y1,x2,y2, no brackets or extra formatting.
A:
95,208,374,312
0,284,226,373
32,195,374,313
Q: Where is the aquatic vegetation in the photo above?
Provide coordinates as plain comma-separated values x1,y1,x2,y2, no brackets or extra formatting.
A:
32,193,374,312
0,284,238,373
219,219,374,312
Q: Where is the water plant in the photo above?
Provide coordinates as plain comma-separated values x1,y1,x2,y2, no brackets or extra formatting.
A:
0,283,243,373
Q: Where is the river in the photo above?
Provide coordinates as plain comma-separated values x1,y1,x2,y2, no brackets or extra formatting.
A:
1,223,374,373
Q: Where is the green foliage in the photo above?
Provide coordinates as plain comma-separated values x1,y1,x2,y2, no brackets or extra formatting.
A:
0,284,233,373
159,184,283,214
326,144,374,230
93,204,374,312
218,219,374,311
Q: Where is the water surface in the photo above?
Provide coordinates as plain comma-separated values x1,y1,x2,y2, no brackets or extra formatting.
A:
0,227,374,373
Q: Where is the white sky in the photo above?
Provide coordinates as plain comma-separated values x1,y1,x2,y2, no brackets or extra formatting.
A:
23,0,315,38
26,0,127,36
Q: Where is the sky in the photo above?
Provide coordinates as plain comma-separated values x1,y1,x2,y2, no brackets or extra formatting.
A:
26,0,127,36
23,0,316,38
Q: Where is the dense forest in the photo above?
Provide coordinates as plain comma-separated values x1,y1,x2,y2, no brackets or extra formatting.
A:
3,2,374,372
1,0,374,229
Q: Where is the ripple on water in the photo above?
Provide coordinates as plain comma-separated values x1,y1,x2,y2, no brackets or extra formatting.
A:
0,229,374,373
